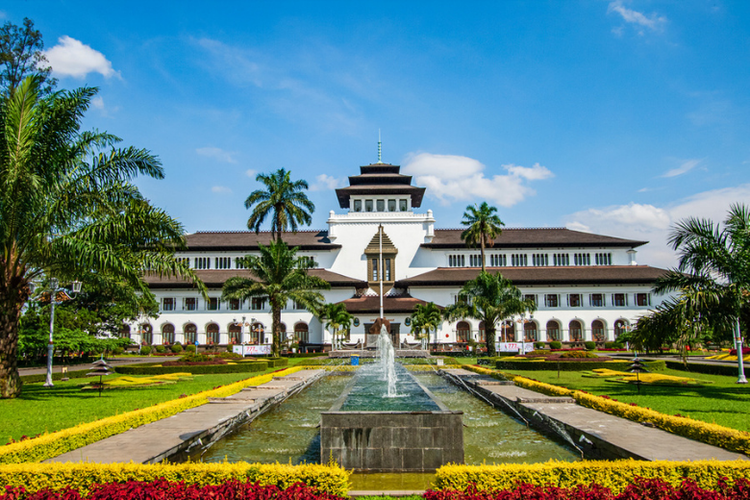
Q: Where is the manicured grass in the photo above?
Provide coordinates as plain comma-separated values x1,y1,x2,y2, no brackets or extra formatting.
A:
0,365,290,444
501,367,750,432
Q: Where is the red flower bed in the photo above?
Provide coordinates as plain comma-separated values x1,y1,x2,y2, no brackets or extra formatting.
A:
1,480,344,500
425,477,750,500
730,347,750,356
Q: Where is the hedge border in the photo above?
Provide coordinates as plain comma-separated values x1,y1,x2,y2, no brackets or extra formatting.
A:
433,460,750,493
0,462,350,496
666,359,750,377
115,361,269,375
495,359,666,372
0,367,303,464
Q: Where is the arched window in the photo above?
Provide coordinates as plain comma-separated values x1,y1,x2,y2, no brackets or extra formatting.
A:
140,324,153,345
478,321,486,342
162,324,175,344
546,321,560,341
524,322,538,342
228,323,241,344
252,322,265,344
614,319,628,339
456,321,470,343
184,323,197,344
569,320,582,342
207,323,220,345
119,324,131,339
592,320,605,342
294,322,309,343
500,321,515,342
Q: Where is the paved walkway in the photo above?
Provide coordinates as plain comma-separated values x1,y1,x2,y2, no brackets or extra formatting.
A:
46,369,325,464
442,368,747,461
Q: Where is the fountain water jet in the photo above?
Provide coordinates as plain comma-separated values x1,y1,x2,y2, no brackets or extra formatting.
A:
376,324,398,397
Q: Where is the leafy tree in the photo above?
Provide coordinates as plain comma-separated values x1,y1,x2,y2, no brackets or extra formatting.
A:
409,302,443,350
461,202,505,272
0,18,56,96
222,240,329,357
318,303,353,350
245,168,315,242
443,272,535,357
0,77,201,398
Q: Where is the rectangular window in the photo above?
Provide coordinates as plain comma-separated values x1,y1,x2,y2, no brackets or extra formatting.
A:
251,297,266,310
590,293,604,307
399,199,407,211
448,255,465,267
388,199,396,212
511,254,528,266
207,297,220,310
376,199,385,211
553,254,569,266
162,298,175,311
532,254,548,266
569,293,582,307
385,258,392,281
524,294,537,306
595,253,612,266
229,298,241,310
490,254,507,267
195,257,211,269
469,254,482,267
215,257,231,269
545,294,559,307
636,293,651,306
353,200,362,212
184,297,197,311
372,258,378,280
365,200,373,212
574,253,591,266
612,293,626,307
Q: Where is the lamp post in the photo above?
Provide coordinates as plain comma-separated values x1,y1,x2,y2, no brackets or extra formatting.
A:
44,278,82,387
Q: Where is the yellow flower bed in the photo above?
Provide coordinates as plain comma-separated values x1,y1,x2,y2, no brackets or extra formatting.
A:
103,373,194,387
0,367,303,464
706,353,750,361
586,369,702,385
0,461,350,496
433,460,750,492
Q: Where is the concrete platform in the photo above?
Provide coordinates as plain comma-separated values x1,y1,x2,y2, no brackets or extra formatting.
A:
46,369,326,464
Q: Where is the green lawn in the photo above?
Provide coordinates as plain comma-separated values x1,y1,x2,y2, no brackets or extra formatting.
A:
0,361,305,444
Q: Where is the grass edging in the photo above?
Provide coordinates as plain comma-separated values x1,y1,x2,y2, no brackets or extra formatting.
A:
0,367,303,464
464,365,750,455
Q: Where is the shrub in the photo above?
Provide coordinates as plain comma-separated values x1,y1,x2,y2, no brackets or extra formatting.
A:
604,342,616,349
213,351,243,360
533,342,546,349
584,341,597,351
549,341,562,349
560,349,599,358
154,345,167,354
140,346,152,355
178,353,211,363
185,345,197,353
170,344,183,354
112,347,124,356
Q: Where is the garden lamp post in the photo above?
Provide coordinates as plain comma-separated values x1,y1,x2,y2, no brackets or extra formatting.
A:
44,278,82,387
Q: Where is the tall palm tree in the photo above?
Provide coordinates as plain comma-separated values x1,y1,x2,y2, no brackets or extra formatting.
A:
444,272,535,357
245,168,315,242
222,240,330,357
653,203,750,382
318,302,353,350
461,202,505,272
410,302,443,350
0,77,201,398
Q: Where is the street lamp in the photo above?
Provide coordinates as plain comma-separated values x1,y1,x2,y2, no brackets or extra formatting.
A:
44,278,82,387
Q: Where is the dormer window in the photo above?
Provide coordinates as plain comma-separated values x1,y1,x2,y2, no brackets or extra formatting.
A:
376,199,385,211
365,200,373,212
353,200,362,212
399,200,407,211
388,199,396,211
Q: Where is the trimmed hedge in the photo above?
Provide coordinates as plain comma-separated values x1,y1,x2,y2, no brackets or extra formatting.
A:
0,462,350,496
256,358,289,368
115,361,269,375
666,359,750,377
0,367,303,464
432,460,750,493
495,358,666,371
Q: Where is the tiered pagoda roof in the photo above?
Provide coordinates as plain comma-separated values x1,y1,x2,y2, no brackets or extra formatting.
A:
335,163,426,208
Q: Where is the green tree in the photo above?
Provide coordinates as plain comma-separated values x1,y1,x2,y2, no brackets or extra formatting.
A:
0,77,200,398
0,18,55,96
318,302,353,350
653,203,750,381
461,202,505,272
245,168,315,242
221,240,329,357
444,272,535,357
409,302,443,350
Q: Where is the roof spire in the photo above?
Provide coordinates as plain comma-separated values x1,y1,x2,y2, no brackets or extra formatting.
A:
377,129,383,164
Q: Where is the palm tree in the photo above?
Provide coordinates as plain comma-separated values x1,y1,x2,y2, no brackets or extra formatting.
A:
0,77,200,398
318,303,353,350
653,203,750,382
461,202,505,272
245,168,315,242
222,240,330,357
444,272,535,357
410,302,443,350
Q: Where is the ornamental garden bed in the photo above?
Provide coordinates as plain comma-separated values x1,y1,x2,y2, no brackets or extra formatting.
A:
495,359,666,371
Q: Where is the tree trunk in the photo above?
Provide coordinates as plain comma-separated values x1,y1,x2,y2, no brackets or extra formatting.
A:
486,320,497,357
271,298,282,358
480,237,486,273
0,290,25,398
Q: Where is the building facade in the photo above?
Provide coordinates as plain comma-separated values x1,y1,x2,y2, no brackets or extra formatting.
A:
133,161,668,348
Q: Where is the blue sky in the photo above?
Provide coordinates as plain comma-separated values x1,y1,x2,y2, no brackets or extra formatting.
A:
3,1,750,268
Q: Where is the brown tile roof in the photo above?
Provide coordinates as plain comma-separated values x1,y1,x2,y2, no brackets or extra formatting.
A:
184,230,340,251
337,295,435,314
144,269,366,289
423,228,647,249
396,265,669,287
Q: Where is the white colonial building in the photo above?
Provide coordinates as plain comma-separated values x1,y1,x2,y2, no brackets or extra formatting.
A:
131,161,668,350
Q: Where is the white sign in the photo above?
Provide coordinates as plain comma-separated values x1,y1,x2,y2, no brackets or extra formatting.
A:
497,342,534,354
232,345,272,356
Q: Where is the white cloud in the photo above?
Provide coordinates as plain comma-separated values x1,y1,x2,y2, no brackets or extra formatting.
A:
402,153,553,207
564,184,750,269
661,159,701,178
607,1,666,34
245,169,257,178
310,174,345,192
211,186,232,194
196,147,237,164
91,96,105,110
44,36,118,79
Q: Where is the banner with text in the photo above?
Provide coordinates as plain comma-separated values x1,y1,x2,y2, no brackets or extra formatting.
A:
232,345,272,356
